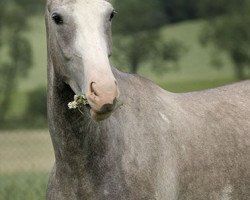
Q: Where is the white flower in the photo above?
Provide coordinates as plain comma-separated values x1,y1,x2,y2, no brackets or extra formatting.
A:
68,101,78,109
68,94,89,110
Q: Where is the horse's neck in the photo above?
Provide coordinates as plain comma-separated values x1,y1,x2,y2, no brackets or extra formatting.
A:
48,63,103,166
48,73,127,194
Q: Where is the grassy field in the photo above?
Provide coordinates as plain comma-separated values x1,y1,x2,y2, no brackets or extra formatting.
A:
139,20,236,88
0,130,54,172
0,130,53,200
0,172,48,200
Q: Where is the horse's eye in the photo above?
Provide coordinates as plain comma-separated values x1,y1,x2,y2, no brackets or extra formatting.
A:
52,13,63,25
109,10,117,21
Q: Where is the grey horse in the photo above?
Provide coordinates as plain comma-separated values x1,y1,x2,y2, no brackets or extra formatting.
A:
46,0,250,199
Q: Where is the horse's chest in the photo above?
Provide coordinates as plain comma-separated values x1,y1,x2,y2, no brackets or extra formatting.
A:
87,163,155,200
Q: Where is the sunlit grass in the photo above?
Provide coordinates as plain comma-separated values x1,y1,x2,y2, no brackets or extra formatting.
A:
0,172,48,200
158,77,237,93
0,130,54,173
0,130,53,200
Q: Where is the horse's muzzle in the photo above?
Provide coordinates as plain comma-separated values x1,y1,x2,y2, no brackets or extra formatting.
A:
90,100,117,121
86,80,119,121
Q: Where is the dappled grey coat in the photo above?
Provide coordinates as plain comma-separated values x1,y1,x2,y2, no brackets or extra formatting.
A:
46,0,250,199
47,67,250,199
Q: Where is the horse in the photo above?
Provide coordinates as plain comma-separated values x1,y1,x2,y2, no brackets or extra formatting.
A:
45,0,250,199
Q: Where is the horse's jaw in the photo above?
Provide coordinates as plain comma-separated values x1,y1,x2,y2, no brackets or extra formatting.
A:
90,109,113,121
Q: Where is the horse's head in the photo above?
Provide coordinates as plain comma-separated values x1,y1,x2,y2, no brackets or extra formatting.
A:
46,0,119,121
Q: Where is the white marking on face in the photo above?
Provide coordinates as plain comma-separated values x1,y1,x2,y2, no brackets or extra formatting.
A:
73,0,114,93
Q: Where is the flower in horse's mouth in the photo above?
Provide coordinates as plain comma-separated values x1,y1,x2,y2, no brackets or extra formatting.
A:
68,95,89,110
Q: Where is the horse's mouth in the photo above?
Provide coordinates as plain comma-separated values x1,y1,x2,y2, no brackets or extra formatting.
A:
89,98,124,121
90,109,113,121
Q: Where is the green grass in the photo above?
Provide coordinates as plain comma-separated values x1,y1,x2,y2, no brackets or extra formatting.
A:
139,20,236,88
0,172,48,200
158,77,237,93
0,130,53,200
0,130,54,173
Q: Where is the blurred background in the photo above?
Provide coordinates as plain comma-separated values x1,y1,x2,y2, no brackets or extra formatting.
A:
0,0,249,199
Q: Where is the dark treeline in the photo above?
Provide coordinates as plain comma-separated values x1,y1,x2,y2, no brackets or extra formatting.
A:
160,0,200,23
0,0,44,126
113,0,250,78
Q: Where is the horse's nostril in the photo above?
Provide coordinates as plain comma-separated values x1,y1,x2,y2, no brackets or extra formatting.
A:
87,81,119,112
90,82,98,97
